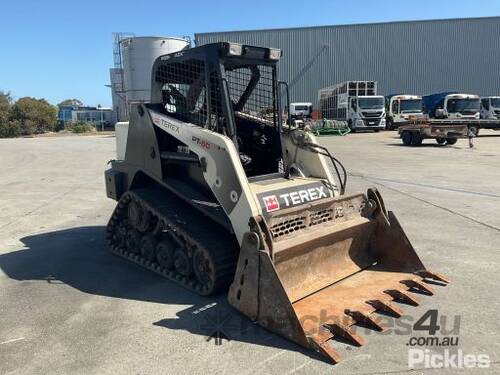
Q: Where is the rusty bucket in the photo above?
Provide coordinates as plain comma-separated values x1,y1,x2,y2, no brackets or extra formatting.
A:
228,188,448,363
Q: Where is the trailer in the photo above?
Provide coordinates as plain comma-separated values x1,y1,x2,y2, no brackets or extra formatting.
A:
427,119,500,135
398,122,468,146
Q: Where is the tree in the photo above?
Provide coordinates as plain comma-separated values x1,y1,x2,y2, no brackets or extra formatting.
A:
9,97,58,135
57,98,83,107
0,91,17,137
0,91,12,121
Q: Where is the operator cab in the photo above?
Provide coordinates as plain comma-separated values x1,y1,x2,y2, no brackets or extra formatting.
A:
150,42,284,178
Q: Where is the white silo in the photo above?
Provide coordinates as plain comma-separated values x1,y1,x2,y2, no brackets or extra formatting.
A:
121,36,190,104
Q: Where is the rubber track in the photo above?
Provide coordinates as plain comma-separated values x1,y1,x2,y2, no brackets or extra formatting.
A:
106,187,239,295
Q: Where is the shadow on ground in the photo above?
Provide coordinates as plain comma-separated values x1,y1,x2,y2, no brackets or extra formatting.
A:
0,226,200,305
153,303,326,362
0,226,326,363
386,142,461,148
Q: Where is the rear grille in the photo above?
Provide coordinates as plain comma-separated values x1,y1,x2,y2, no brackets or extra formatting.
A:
310,208,334,225
266,194,367,241
269,207,335,239
270,215,307,238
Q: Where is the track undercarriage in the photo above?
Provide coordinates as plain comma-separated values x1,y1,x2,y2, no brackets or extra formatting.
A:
106,187,239,295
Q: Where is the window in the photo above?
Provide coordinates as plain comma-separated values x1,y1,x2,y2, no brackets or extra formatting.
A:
447,98,480,113
225,64,278,126
155,59,209,127
400,99,422,113
392,100,400,114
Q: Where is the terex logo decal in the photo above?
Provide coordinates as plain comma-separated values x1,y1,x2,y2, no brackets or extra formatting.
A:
263,195,280,212
280,186,328,206
258,183,333,215
151,113,180,133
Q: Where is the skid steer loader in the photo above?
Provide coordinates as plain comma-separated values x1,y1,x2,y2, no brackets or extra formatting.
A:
105,42,448,363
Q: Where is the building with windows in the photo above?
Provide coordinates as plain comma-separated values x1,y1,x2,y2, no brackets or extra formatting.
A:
57,105,114,128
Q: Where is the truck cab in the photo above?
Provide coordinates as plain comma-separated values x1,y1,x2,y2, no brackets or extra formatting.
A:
423,92,480,120
385,94,423,130
444,94,480,119
349,95,386,131
480,96,500,119
289,102,313,120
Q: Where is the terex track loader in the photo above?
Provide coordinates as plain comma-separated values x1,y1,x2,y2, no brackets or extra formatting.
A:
105,42,448,363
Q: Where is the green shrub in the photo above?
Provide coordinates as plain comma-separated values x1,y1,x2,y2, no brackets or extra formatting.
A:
0,120,22,138
65,121,95,133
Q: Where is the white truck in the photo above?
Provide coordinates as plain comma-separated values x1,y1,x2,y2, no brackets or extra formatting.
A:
423,92,480,120
480,96,500,119
289,102,313,120
319,81,386,132
385,94,424,130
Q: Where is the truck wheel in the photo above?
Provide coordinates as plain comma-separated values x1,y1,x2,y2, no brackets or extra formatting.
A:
386,118,393,130
411,132,423,146
374,129,380,133
401,131,412,146
446,138,457,145
348,120,356,133
436,137,446,145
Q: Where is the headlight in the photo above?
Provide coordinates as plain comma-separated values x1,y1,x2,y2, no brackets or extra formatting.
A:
380,119,386,125
227,43,243,56
268,48,282,60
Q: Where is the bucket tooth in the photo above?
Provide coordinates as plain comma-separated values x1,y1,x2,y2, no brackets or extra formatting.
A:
345,309,385,332
384,289,420,306
326,322,366,347
309,330,341,364
367,299,403,318
401,279,435,295
415,270,450,284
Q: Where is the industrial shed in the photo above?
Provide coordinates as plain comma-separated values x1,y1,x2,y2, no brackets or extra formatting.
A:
195,17,500,107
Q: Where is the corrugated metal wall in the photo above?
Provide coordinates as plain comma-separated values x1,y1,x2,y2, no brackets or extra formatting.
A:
195,17,500,106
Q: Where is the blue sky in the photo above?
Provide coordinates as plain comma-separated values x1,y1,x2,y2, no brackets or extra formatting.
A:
1,0,498,107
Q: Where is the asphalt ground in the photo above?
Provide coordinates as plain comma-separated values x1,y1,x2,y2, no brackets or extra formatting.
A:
1,131,499,374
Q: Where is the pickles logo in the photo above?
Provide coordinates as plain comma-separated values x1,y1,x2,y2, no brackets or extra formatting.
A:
263,195,280,212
